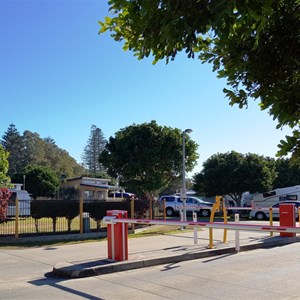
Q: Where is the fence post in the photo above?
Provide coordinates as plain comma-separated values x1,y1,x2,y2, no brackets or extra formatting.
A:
79,190,83,234
209,204,216,248
222,198,228,243
15,197,19,240
131,198,135,231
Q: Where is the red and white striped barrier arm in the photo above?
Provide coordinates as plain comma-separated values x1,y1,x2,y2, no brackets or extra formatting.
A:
103,217,300,234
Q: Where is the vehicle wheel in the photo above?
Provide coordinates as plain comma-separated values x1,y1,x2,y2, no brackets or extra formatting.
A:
165,207,174,217
255,211,266,220
200,209,211,218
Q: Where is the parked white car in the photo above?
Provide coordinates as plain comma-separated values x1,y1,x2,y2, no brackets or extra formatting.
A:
159,195,213,217
249,201,300,220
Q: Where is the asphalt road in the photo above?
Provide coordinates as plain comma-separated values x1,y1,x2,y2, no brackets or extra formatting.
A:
1,239,300,299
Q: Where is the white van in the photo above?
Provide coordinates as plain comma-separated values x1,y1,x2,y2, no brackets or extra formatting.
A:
7,188,32,217
252,185,300,208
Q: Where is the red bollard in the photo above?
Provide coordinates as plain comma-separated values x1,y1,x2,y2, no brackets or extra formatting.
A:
107,210,128,261
279,204,296,237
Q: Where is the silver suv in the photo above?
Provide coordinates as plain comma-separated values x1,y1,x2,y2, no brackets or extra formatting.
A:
159,195,213,217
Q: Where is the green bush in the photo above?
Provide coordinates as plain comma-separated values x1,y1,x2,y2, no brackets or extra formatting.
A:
30,199,149,232
31,200,79,219
31,200,79,232
84,199,149,221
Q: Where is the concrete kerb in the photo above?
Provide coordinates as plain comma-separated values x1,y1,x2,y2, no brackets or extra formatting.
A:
52,235,300,278
0,227,142,244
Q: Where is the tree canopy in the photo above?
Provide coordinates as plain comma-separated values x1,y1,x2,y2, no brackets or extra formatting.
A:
193,151,276,204
23,165,60,200
100,0,300,158
273,158,300,188
99,121,198,200
0,145,11,187
1,124,24,175
1,124,84,178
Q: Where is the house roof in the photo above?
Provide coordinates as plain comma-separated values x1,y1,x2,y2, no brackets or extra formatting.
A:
65,176,111,183
79,183,119,190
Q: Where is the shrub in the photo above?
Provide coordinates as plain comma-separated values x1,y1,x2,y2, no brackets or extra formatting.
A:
30,199,149,232
0,188,11,222
31,200,79,232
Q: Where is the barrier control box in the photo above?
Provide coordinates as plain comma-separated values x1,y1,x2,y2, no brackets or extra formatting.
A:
107,210,128,261
279,203,296,237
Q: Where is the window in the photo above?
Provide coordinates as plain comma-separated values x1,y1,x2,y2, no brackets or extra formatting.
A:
162,196,175,202
187,198,197,204
279,195,298,201
84,190,94,199
279,196,286,201
96,191,105,199
8,192,16,206
286,195,298,200
263,191,276,197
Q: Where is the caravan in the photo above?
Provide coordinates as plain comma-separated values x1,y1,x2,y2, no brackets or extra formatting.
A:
252,185,300,208
7,184,32,217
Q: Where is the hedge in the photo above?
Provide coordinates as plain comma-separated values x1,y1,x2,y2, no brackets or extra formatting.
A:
30,199,149,232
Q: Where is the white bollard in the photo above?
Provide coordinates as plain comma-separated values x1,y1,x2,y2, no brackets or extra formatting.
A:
193,212,198,244
235,213,240,252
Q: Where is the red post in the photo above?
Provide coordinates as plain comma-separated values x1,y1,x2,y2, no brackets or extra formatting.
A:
279,203,296,237
107,210,128,261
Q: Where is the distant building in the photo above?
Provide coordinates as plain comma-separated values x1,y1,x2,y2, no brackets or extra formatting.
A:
60,177,119,200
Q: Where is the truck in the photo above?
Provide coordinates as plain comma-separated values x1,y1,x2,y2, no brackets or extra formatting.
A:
252,185,300,208
158,195,213,217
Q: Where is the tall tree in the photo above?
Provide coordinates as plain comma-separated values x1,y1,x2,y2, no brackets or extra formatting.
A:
2,126,84,179
0,145,11,187
99,121,198,201
100,1,300,158
22,130,46,167
193,151,276,205
273,158,300,188
82,125,107,177
1,124,24,175
42,138,84,177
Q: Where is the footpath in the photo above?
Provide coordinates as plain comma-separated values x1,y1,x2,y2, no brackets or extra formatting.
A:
52,224,300,278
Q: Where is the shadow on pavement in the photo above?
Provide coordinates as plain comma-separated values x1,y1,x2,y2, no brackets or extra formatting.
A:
28,272,104,300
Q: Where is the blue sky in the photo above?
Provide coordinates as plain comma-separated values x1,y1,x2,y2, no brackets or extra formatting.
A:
0,0,292,176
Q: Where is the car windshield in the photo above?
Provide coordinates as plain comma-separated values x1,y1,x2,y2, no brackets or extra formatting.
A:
187,197,212,205
194,197,209,203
